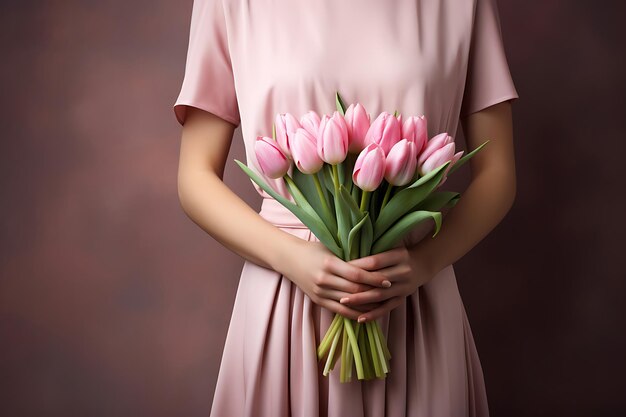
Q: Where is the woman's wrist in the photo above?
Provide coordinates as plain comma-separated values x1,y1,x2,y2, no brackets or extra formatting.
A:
265,230,303,275
408,238,446,281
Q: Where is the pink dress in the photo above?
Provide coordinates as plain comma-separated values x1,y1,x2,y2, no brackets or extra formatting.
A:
173,0,519,415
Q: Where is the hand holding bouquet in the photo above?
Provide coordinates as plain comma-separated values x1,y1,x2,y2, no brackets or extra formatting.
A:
235,92,488,382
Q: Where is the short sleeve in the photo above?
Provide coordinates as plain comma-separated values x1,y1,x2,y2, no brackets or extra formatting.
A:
460,0,519,117
173,0,241,127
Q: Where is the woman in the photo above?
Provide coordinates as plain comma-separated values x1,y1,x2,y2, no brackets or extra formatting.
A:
174,0,519,415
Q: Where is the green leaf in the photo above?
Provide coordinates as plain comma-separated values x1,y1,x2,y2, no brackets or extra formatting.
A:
347,212,369,261
373,162,449,241
335,91,347,115
339,185,363,225
234,159,343,257
292,167,322,214
321,164,335,194
359,212,374,258
340,153,355,189
371,210,442,255
284,175,320,220
447,140,489,176
292,168,337,235
415,191,461,212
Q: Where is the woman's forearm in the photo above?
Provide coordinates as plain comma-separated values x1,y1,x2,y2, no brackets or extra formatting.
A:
177,169,299,271
410,166,516,276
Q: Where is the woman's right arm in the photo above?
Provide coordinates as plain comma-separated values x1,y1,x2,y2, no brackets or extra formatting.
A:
176,107,390,319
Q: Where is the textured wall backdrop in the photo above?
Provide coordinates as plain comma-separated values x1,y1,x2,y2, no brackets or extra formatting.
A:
1,1,625,416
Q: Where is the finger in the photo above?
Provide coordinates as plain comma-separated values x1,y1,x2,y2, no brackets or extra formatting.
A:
316,287,354,303
357,296,405,323
352,302,385,313
325,257,391,288
317,272,377,294
347,247,405,271
367,263,413,284
339,286,400,306
317,298,363,321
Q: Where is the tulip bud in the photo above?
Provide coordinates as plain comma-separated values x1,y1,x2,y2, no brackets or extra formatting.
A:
438,150,464,187
344,103,371,153
291,127,324,174
384,139,418,186
275,113,301,159
402,115,427,155
254,136,291,179
317,111,349,165
300,110,321,137
352,143,386,192
417,142,456,176
417,132,454,167
364,111,402,155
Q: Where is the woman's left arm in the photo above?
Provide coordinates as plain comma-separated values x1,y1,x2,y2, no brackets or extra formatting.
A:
343,100,517,323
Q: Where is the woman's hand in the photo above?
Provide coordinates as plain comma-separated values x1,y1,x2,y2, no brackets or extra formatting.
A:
275,237,394,321
342,244,437,323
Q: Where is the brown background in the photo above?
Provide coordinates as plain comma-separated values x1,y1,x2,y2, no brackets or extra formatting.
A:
1,1,625,416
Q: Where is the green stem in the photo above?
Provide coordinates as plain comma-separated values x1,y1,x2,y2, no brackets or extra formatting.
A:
331,163,340,192
346,322,362,382
359,323,372,379
317,313,342,359
366,321,383,377
323,321,343,376
340,324,348,382
360,190,371,212
343,317,364,380
371,321,388,374
374,320,392,360
381,183,393,210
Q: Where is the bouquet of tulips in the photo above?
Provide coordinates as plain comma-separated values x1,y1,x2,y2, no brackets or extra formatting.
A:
235,92,488,382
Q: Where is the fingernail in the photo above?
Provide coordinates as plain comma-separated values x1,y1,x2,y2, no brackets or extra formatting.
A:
358,316,366,323
340,297,350,304
382,280,391,288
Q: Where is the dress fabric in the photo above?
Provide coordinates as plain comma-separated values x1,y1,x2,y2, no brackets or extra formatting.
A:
173,0,519,416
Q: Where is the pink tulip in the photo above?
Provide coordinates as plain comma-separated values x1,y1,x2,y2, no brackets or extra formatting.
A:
417,141,464,187
344,103,371,153
291,127,324,174
275,112,301,159
418,142,455,175
300,110,321,137
254,136,291,179
438,150,464,187
317,111,349,165
364,111,402,155
402,115,428,155
352,143,386,192
384,139,418,186
417,132,455,167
